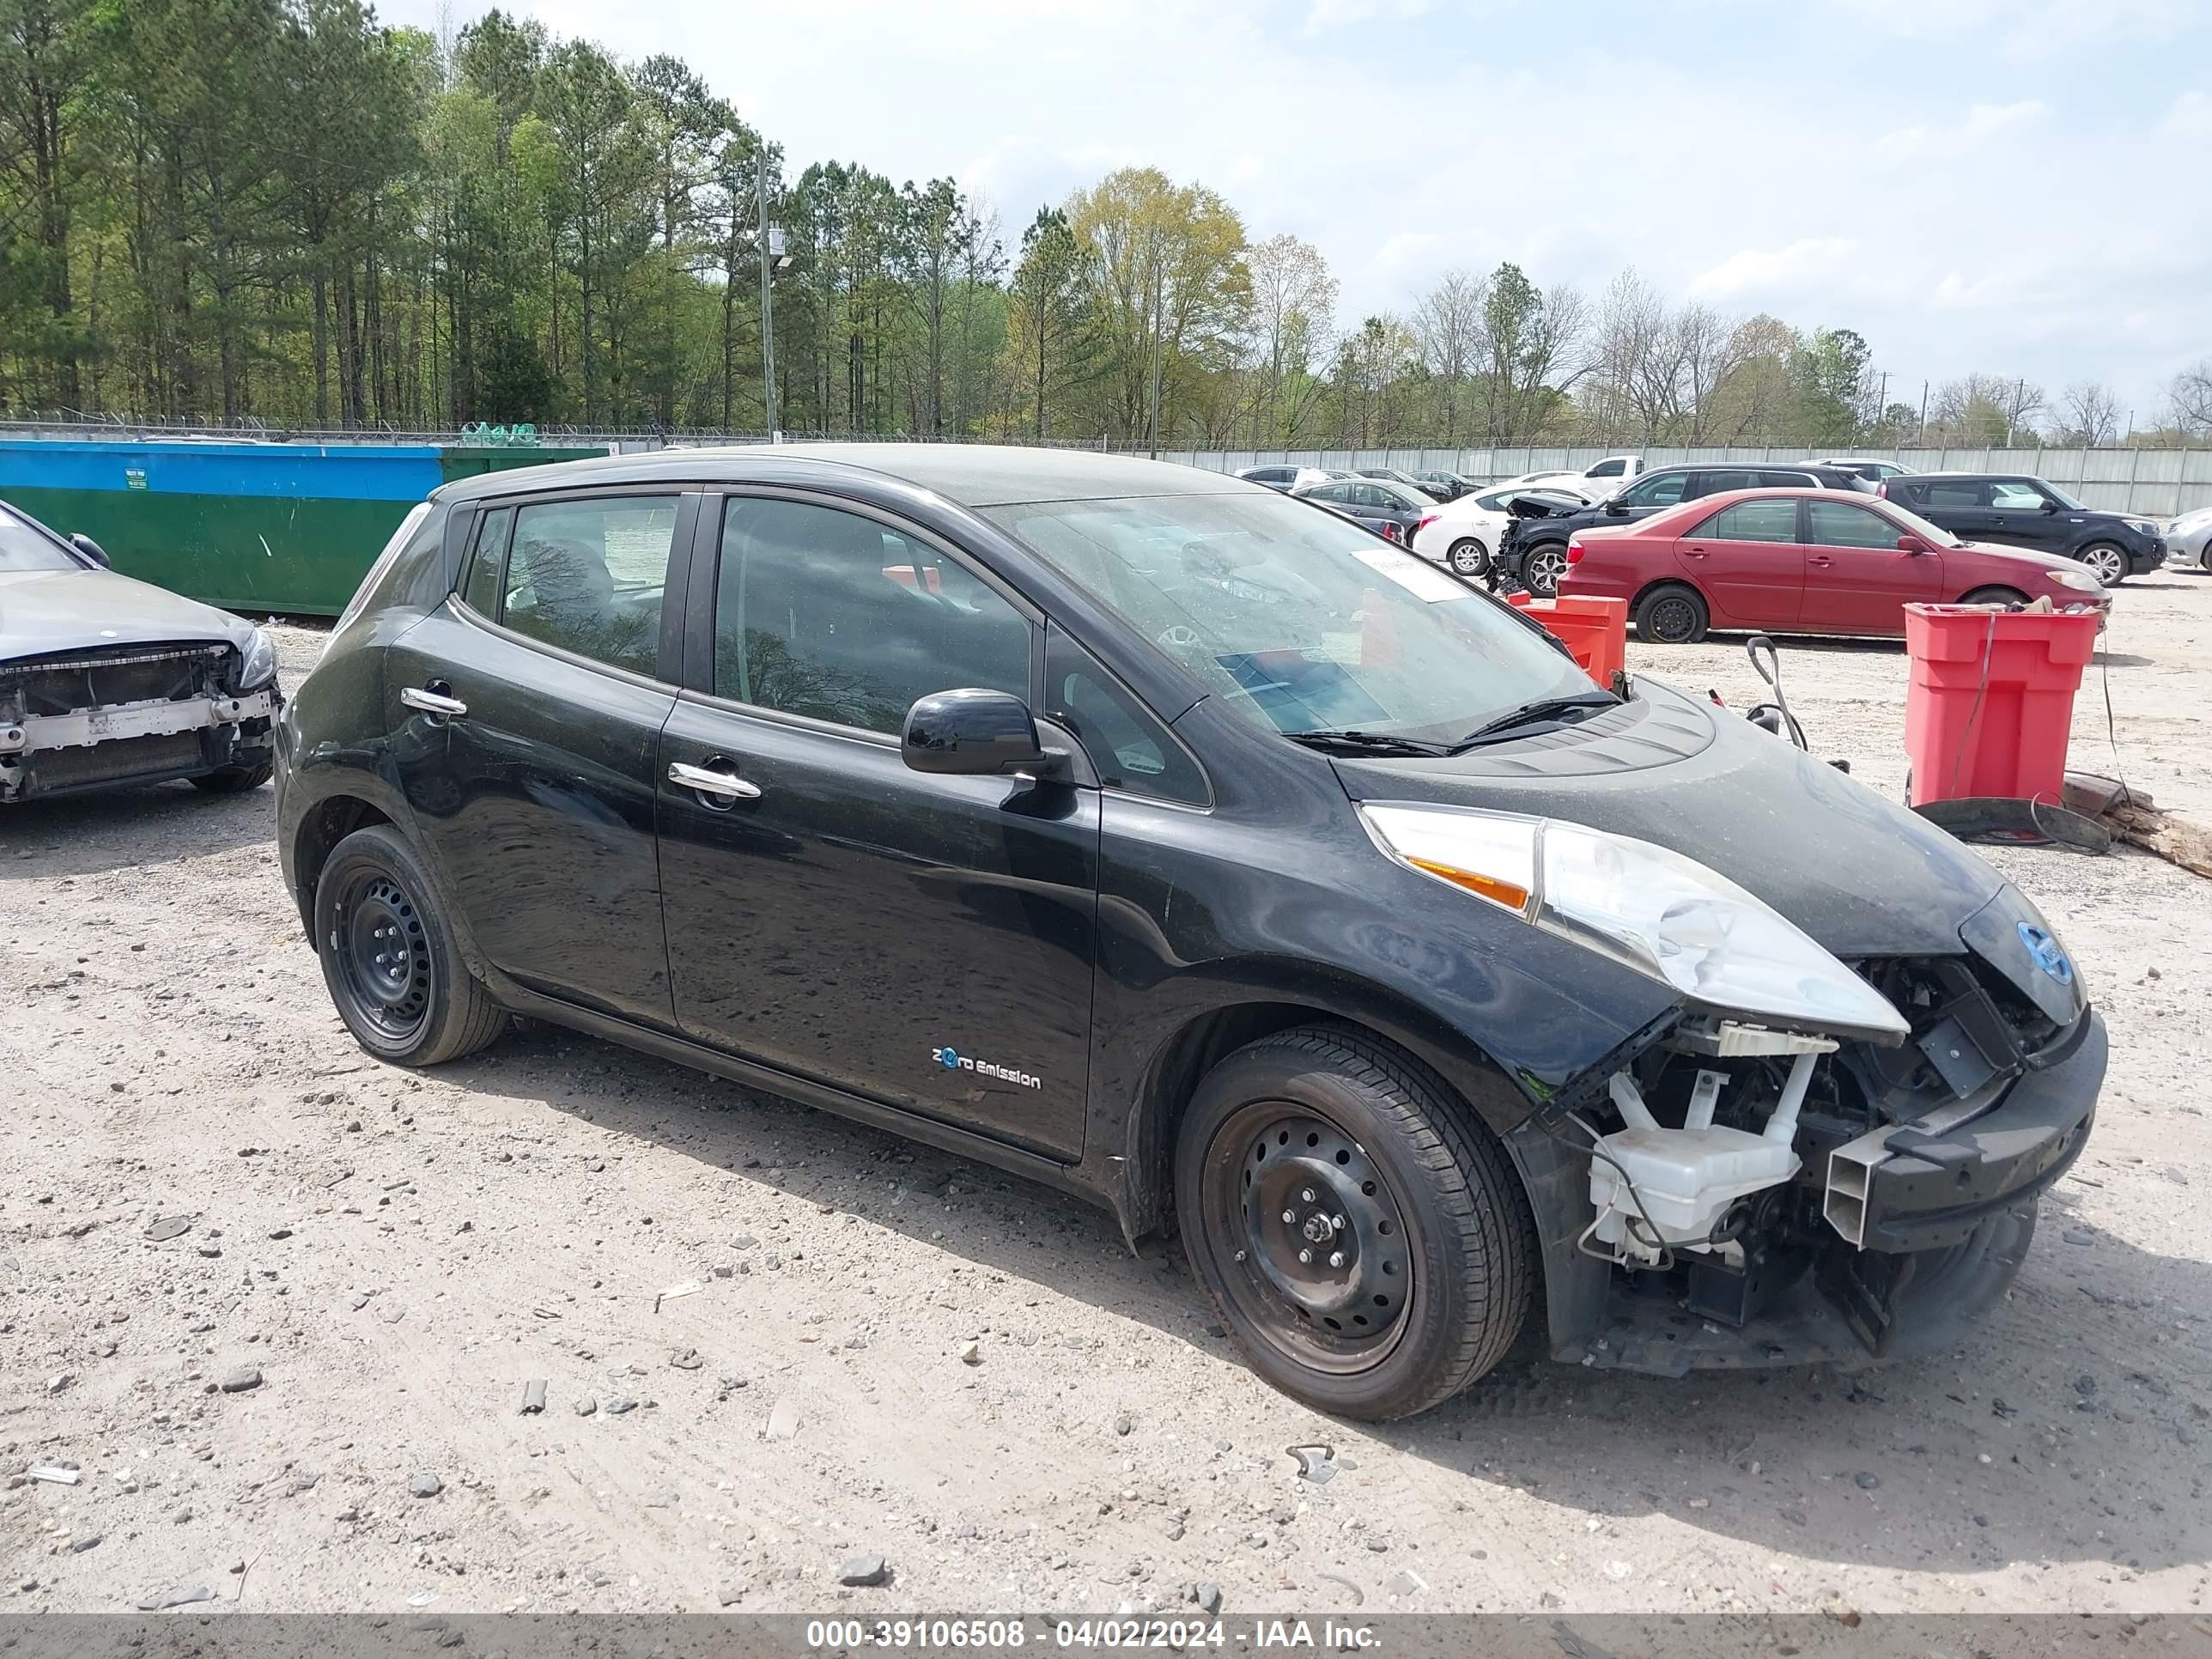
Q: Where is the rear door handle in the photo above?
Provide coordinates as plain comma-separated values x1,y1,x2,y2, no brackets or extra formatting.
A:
1684,546,1708,559
668,758,763,804
401,685,467,720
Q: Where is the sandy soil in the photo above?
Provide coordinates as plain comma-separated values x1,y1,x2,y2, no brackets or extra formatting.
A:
4,574,2209,1619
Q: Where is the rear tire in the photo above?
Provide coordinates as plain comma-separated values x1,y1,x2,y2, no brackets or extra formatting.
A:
2077,543,2127,586
1960,586,2030,608
1633,582,1710,644
313,824,507,1066
1447,538,1487,577
1173,1025,1536,1420
191,759,273,794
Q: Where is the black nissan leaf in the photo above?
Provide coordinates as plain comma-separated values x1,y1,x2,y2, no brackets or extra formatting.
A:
276,447,2105,1420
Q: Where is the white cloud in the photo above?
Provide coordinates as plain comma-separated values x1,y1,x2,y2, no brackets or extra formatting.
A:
1827,0,2195,58
1688,239,1862,301
2161,88,2212,139
1875,100,2047,161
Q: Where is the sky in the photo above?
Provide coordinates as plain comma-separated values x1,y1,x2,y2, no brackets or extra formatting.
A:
382,0,2211,425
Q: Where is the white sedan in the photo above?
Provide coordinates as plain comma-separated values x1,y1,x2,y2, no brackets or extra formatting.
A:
1410,483,1599,576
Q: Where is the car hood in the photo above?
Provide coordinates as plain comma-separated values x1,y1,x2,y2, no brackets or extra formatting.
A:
1950,539,2094,577
0,568,254,661
1329,678,2006,958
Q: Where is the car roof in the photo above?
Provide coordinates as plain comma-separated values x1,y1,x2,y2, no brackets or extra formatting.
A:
1890,471,2034,482
437,443,1255,508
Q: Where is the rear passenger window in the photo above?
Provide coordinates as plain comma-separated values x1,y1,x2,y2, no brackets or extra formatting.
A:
1701,499,1800,543
460,507,514,617
714,497,1033,735
1923,481,1988,507
1044,625,1207,806
1692,470,1758,495
501,495,678,678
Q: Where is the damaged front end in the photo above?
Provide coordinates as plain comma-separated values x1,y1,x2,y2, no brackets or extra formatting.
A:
0,640,279,803
1509,900,2101,1376
1359,799,2103,1376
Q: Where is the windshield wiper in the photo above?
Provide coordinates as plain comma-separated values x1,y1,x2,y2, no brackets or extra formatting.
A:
1285,728,1456,757
1450,690,1621,751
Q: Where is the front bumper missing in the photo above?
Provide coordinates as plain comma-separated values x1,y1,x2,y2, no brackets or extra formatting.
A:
1519,1007,2107,1376
0,685,277,802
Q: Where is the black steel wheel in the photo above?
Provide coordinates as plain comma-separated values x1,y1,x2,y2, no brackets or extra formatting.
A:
313,824,507,1066
1447,538,1487,577
1633,582,1710,644
2077,543,2127,586
1174,1025,1535,1419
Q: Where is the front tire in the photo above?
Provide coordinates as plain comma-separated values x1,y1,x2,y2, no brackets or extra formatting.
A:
1522,542,1567,597
1960,586,2030,608
1633,582,1710,644
1447,538,1488,578
2077,542,2127,586
313,824,507,1066
1174,1025,1535,1420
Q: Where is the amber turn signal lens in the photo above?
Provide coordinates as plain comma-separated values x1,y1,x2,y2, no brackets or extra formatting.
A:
1406,856,1530,913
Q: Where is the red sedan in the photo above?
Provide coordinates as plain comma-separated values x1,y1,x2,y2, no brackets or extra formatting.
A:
1558,488,2111,643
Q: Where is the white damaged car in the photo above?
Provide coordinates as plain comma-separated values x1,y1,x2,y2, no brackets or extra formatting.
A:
1,497,279,804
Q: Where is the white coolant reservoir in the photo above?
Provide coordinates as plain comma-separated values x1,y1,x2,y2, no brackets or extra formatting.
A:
1583,1056,1821,1263
1587,1125,1801,1262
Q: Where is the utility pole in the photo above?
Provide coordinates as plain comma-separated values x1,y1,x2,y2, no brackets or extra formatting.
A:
1917,380,1929,446
757,161,777,440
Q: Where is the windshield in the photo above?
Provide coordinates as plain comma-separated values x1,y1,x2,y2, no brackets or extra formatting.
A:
0,504,84,574
1878,499,1963,549
980,492,1594,744
2042,481,2088,510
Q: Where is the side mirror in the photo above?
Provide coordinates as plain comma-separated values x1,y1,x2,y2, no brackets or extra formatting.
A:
2040,497,2062,514
1601,498,1629,516
902,688,1054,778
70,532,111,568
1896,534,1930,555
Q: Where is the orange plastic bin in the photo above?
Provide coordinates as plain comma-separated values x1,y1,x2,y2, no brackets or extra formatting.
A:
1902,603,2102,807
1505,592,1628,687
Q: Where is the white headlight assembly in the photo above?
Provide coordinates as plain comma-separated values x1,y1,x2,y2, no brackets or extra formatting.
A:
1360,802,1909,1045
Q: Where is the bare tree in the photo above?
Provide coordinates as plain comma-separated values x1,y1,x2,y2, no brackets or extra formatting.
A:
2057,380,2121,445
2170,357,2212,435
1412,268,1485,445
1932,373,2047,445
1243,234,1336,447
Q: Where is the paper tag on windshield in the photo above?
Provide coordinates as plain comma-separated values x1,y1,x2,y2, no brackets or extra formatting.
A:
1352,545,1467,603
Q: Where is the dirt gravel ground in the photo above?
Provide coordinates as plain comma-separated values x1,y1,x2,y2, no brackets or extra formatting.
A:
5,573,2210,1620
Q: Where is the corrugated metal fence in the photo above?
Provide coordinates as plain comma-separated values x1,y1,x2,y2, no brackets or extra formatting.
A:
1156,446,2212,518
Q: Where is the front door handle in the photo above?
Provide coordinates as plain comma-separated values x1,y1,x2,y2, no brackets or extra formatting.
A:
668,758,763,804
401,685,468,720
1808,556,1834,568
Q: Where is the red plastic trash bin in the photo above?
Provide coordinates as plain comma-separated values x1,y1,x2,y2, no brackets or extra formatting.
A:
1902,604,2103,807
1505,592,1628,687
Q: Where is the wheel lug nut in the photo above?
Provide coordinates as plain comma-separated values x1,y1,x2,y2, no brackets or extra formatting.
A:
1297,1249,1312,1264
1280,1209,1296,1224
1301,1188,1316,1203
1332,1215,1346,1230
1328,1251,1346,1268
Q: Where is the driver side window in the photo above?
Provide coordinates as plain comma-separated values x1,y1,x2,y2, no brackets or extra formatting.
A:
1990,481,2048,509
714,497,1034,736
1620,472,1688,507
